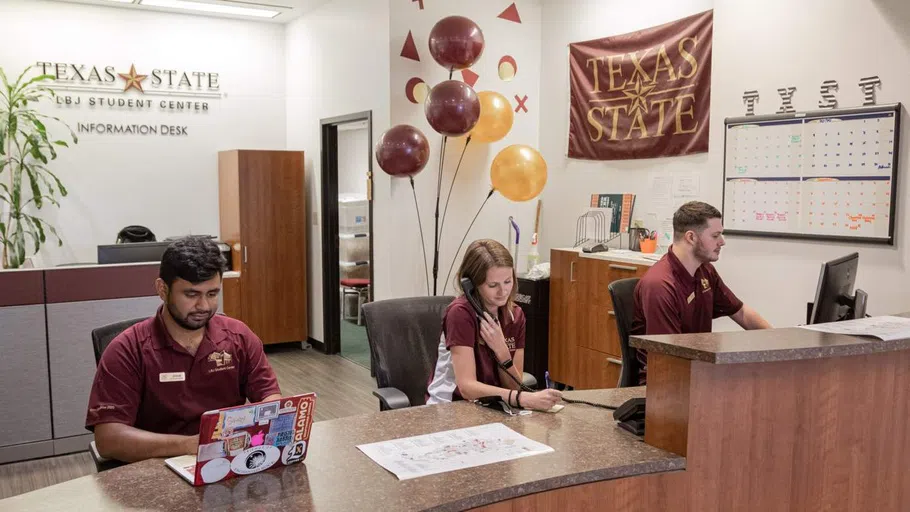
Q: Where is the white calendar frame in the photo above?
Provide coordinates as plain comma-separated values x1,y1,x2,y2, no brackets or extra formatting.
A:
722,103,901,245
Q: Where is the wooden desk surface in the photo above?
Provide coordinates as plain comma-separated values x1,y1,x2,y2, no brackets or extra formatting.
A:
631,313,910,364
0,388,682,512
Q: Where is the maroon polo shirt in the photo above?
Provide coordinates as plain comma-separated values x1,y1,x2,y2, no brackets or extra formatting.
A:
630,247,743,384
443,296,526,401
85,306,281,436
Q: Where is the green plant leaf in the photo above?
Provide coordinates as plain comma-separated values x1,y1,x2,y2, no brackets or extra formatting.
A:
15,235,25,268
16,74,55,96
22,165,43,208
53,140,68,148
31,117,46,134
40,167,67,197
20,217,40,252
11,66,33,91
27,139,48,165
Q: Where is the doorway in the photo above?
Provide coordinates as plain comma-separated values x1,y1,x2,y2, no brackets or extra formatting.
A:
320,111,374,370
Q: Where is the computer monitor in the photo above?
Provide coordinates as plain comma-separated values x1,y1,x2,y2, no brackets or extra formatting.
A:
97,241,170,265
808,252,868,324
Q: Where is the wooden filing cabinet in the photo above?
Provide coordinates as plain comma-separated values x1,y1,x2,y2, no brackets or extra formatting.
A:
547,248,651,389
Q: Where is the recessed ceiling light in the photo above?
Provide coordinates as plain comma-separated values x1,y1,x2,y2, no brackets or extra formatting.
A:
140,0,281,18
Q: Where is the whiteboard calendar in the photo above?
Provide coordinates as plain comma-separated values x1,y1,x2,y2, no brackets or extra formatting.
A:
722,104,900,244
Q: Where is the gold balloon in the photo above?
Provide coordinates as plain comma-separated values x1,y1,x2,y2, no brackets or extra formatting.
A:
490,145,547,202
469,91,514,143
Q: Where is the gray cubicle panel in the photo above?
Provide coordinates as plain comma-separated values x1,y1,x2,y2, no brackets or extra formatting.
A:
45,264,160,454
0,270,53,464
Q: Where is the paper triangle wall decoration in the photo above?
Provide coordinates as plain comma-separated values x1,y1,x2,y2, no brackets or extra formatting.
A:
498,3,522,23
400,31,420,61
461,69,479,87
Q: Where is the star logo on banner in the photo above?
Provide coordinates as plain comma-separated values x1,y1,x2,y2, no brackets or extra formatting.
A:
118,64,148,93
622,78,656,114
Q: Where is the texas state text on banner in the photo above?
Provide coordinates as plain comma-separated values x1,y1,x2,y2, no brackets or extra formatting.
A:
568,10,713,161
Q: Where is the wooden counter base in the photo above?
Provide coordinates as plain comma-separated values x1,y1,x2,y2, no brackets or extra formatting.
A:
479,348,910,511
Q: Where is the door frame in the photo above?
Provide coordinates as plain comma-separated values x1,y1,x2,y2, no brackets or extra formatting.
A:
319,110,373,355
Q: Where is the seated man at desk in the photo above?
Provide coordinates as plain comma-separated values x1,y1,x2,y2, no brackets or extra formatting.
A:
631,201,771,383
85,236,281,462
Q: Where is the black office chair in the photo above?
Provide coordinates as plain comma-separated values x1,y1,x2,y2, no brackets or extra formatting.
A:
362,296,454,410
608,278,642,388
116,225,156,243
89,317,145,471
362,296,536,411
92,317,146,365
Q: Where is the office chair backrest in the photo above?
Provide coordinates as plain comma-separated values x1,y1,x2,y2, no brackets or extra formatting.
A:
362,296,454,407
92,317,146,365
608,277,641,388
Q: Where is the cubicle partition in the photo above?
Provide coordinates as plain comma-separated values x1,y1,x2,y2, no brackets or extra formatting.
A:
0,270,54,463
0,264,161,464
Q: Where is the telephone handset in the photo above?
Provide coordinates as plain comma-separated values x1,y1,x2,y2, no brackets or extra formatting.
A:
460,277,498,324
613,397,646,436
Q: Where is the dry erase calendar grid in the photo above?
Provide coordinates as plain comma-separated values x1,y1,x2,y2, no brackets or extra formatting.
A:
723,105,899,243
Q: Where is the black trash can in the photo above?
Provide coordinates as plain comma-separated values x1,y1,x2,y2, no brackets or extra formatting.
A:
515,276,549,387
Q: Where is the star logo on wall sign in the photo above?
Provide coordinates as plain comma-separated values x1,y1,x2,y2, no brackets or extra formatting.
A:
118,64,148,93
622,78,656,114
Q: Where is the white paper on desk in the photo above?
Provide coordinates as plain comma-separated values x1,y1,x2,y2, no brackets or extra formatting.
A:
356,423,553,481
799,315,910,341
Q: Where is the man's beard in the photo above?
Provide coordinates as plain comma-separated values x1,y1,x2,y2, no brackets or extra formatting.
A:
167,301,213,331
694,240,718,262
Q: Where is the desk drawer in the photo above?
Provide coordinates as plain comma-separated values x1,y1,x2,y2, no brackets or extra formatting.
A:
577,301,622,357
604,261,649,284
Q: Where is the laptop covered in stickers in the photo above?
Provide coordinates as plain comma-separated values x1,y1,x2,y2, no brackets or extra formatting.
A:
165,392,317,486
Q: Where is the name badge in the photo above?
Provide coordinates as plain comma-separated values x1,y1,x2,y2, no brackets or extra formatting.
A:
159,372,186,383
687,292,695,304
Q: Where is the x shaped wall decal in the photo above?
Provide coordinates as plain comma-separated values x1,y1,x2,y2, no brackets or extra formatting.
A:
514,94,528,113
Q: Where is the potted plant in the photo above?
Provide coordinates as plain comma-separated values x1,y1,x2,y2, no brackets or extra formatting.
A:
0,66,78,269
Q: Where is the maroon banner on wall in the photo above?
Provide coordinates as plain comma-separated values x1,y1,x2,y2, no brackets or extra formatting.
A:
567,10,713,161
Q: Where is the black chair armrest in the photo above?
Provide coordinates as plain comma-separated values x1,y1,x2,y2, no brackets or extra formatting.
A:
372,387,411,410
522,372,538,389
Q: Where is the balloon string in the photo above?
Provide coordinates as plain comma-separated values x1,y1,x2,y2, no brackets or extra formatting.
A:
410,177,430,296
432,135,447,295
439,136,471,241
442,189,495,294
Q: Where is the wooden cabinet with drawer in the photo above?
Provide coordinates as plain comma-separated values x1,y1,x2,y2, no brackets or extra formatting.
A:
547,248,652,389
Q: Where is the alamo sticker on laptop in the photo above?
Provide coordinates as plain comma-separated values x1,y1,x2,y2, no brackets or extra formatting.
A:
164,393,317,486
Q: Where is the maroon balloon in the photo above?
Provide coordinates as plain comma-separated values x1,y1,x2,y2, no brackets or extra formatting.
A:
375,125,430,178
428,16,485,71
424,80,480,137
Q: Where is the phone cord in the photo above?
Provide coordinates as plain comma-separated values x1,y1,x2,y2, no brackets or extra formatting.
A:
499,362,617,410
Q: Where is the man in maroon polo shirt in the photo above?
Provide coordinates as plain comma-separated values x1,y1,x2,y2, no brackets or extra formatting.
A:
85,236,281,463
631,201,771,384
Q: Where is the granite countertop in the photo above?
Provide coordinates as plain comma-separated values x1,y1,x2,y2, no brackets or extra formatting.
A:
631,319,910,364
0,388,682,511
554,247,660,267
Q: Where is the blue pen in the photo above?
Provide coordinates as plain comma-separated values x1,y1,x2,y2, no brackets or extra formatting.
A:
544,371,551,389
